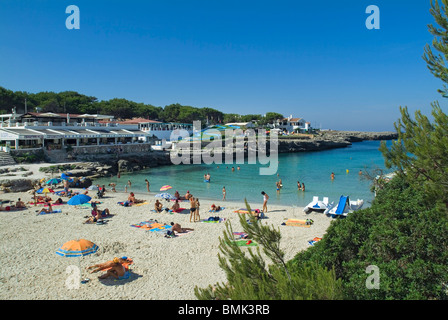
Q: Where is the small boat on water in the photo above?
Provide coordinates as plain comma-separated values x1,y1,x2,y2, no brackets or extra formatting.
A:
303,196,333,214
324,195,364,218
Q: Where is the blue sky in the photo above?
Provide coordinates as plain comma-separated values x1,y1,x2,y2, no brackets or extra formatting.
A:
0,0,443,131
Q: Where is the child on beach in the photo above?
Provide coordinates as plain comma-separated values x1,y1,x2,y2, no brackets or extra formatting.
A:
261,191,269,213
195,198,200,222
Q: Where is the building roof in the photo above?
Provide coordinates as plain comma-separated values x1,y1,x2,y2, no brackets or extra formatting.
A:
20,112,114,120
282,118,302,122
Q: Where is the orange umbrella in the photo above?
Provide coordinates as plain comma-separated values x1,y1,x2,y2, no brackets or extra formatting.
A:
56,239,98,257
160,185,172,191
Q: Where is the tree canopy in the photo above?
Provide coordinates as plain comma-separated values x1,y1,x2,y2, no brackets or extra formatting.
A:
0,87,285,125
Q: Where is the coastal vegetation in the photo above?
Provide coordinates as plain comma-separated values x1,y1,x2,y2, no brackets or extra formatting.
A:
194,200,343,300
195,0,448,300
0,87,284,126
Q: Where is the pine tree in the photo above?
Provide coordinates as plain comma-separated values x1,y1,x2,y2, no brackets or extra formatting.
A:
423,0,448,97
194,199,343,300
379,103,448,206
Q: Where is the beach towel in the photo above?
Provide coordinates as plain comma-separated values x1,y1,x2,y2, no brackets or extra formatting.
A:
173,229,193,237
149,224,172,233
1,207,26,212
80,202,102,207
200,217,226,223
37,209,62,215
170,208,186,213
117,201,132,207
308,237,322,246
233,232,248,239
130,220,158,229
231,239,257,247
282,219,311,228
234,208,260,214
132,202,149,207
115,270,131,281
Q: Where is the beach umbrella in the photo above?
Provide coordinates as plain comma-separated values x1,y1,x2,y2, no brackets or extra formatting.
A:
46,178,61,185
160,185,172,191
67,194,91,206
37,187,54,195
155,193,176,200
56,239,98,257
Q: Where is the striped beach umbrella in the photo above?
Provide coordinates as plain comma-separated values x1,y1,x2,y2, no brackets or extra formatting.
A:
56,239,98,257
46,178,61,185
160,185,172,191
37,187,54,194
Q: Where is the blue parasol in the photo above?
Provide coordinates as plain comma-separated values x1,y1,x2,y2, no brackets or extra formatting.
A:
46,178,61,185
67,194,92,206
155,193,176,200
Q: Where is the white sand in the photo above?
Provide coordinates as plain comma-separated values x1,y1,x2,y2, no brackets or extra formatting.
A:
0,185,333,300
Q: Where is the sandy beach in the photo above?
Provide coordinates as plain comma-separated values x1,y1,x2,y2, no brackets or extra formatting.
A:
0,165,333,300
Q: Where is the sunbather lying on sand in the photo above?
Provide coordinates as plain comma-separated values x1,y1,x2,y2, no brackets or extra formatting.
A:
96,257,129,280
170,222,194,235
86,257,132,273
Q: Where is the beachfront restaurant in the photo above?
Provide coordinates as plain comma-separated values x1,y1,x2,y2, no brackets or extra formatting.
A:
0,126,152,150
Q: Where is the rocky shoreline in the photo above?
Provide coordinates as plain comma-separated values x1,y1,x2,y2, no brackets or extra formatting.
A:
0,131,396,193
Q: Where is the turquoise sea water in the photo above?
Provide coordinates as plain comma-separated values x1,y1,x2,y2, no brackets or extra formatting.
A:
94,140,393,208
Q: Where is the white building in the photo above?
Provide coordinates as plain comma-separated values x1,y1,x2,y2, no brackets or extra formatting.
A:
273,115,310,133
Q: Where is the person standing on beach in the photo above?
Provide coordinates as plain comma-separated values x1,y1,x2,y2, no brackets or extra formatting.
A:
261,191,269,213
222,186,226,201
195,198,200,222
108,183,116,192
189,196,196,222
145,179,150,192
